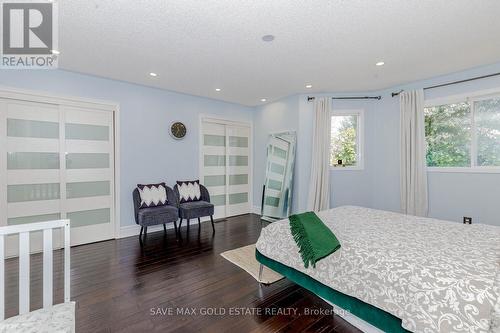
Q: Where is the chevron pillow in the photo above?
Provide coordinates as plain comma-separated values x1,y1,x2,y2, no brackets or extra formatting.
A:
176,180,201,203
137,183,168,208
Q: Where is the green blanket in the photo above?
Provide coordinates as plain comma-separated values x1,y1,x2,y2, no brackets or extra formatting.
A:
289,212,341,268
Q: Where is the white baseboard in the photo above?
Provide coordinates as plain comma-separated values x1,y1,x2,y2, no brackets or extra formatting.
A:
119,219,210,239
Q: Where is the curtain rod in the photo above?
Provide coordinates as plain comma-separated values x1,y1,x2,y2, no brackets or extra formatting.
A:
307,96,381,102
391,72,500,97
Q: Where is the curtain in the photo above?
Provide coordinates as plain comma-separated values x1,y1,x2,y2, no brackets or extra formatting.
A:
400,89,428,216
307,97,331,212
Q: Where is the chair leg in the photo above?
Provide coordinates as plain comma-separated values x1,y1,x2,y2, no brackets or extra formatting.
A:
143,226,148,238
187,219,190,230
178,218,183,230
197,217,201,225
163,224,167,233
210,215,215,233
174,220,178,235
139,226,143,240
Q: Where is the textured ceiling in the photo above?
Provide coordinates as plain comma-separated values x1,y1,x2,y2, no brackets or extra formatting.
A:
58,0,500,106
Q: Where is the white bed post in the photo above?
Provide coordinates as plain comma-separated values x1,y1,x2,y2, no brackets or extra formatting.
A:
0,235,4,321
64,220,70,303
19,232,30,315
43,229,53,308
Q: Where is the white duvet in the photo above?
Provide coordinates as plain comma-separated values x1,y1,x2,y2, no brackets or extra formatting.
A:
256,206,500,333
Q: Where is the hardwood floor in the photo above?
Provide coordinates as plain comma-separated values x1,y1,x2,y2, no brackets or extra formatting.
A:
5,214,361,333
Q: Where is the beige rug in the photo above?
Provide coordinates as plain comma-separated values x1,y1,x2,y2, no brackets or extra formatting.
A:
220,244,284,284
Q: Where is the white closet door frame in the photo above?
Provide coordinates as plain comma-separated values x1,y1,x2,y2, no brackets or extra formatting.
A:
0,86,121,242
199,115,253,219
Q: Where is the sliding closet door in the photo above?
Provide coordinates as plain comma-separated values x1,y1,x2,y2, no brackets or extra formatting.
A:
226,125,250,216
201,121,227,219
0,99,63,255
0,97,115,252
64,106,114,246
201,118,251,219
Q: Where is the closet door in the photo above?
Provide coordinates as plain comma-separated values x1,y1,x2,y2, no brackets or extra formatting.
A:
201,119,251,219
0,99,63,255
64,106,115,246
201,121,227,218
226,125,250,216
0,98,115,253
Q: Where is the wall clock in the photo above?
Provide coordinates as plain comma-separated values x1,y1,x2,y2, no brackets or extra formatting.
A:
170,121,187,140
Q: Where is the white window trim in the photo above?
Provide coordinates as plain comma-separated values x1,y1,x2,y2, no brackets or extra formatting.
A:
425,88,500,173
329,109,364,171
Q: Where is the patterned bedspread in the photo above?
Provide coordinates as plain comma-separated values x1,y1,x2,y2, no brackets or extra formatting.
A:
256,206,500,333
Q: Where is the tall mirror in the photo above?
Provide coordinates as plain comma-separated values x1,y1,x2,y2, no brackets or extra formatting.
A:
261,131,296,222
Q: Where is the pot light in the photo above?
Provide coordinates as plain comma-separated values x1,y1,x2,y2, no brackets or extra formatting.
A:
375,61,385,66
51,49,60,55
215,88,221,92
149,72,158,77
260,98,267,102
305,84,313,89
262,35,275,42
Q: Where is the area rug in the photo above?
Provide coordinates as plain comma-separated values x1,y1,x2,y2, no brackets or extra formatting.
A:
220,244,284,284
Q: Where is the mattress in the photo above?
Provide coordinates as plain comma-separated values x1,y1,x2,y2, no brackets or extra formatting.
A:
255,206,500,333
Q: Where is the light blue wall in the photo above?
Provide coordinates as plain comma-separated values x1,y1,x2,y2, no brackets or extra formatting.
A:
253,95,300,213
253,62,500,227
0,70,253,227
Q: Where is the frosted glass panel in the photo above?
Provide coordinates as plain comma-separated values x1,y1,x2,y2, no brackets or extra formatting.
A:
268,179,282,191
8,213,61,226
204,155,225,166
229,155,248,166
204,135,225,146
66,153,109,169
67,208,110,228
211,195,226,206
229,192,248,204
270,163,285,175
229,136,248,147
229,174,248,185
265,196,280,207
7,152,60,169
204,175,225,187
7,118,59,138
273,147,287,159
8,183,60,202
66,123,109,141
67,181,110,198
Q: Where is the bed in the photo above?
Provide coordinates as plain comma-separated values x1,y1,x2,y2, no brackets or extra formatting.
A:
255,206,500,333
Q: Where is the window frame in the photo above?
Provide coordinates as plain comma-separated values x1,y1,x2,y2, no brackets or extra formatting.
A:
425,89,500,174
329,109,364,171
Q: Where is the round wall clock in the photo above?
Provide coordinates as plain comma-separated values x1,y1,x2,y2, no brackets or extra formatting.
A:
170,121,187,140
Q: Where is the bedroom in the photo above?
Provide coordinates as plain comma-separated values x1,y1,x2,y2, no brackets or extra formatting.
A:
0,1,499,332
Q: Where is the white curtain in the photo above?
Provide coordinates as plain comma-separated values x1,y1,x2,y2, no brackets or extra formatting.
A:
400,89,428,216
307,97,331,212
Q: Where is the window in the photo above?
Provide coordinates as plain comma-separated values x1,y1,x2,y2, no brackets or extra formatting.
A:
330,110,364,169
424,94,500,170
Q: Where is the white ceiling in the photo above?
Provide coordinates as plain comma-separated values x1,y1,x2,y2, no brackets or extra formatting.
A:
59,0,500,106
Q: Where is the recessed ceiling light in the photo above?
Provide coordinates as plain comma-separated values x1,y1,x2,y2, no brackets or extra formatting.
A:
305,84,313,89
149,72,158,77
260,98,267,102
262,35,275,42
375,61,385,66
215,88,221,92
51,49,60,55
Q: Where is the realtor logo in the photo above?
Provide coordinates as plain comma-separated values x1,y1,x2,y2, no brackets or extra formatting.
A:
1,1,58,68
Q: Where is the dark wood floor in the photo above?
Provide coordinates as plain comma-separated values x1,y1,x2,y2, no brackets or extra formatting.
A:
5,214,361,333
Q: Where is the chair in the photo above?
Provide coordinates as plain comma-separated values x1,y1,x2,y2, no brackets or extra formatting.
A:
173,183,215,234
132,185,179,241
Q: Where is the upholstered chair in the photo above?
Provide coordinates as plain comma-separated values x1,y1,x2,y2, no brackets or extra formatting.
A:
132,185,179,241
173,183,215,234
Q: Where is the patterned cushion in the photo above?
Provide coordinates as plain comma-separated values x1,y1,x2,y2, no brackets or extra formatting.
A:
176,180,201,203
137,183,168,208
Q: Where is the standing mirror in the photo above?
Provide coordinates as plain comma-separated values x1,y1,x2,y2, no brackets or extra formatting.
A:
261,131,296,222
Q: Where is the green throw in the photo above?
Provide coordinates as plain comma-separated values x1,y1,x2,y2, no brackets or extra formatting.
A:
289,211,341,268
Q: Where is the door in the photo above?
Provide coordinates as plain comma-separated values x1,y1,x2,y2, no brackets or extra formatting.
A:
200,118,251,219
0,97,116,254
